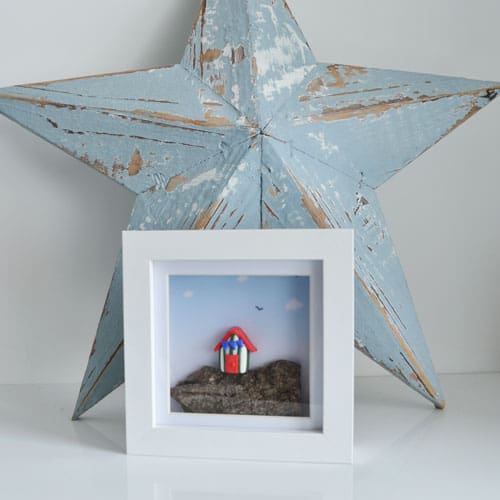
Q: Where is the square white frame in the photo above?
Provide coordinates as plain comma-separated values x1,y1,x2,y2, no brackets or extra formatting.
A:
123,229,354,464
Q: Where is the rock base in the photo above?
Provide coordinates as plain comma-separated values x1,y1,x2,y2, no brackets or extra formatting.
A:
171,360,305,417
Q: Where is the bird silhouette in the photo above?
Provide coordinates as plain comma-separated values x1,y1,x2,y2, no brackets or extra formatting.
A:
255,306,264,311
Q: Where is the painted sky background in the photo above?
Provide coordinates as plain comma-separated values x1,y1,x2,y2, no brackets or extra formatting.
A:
169,275,310,408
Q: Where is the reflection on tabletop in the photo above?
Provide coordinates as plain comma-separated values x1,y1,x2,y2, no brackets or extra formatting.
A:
1,374,499,499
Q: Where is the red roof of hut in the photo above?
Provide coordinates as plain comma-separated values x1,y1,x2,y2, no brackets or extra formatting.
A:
213,327,257,353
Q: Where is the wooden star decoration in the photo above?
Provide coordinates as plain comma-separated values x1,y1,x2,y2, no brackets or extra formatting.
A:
0,0,498,419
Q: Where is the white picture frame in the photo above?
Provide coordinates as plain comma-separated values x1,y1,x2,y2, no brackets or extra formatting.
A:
123,229,354,464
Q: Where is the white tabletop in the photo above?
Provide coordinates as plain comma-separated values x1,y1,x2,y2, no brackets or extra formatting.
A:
0,373,498,499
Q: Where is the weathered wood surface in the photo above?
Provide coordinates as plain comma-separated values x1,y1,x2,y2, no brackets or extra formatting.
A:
0,0,498,418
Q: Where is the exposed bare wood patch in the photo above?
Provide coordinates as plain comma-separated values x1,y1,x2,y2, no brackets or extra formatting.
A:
201,48,223,65
312,98,414,123
307,77,324,94
447,103,482,134
0,95,236,137
289,172,331,228
356,271,442,405
251,57,258,78
131,108,232,128
197,0,208,76
326,65,347,89
213,83,225,96
190,0,206,33
166,174,188,192
232,46,246,64
128,149,143,176
204,109,234,127
343,65,368,79
268,185,282,197
294,88,500,124
300,85,385,103
112,162,126,177
301,76,325,100
79,153,109,176
22,85,178,106
0,93,77,109
193,199,223,229
93,160,108,176
100,110,226,137
210,204,228,229
400,352,442,407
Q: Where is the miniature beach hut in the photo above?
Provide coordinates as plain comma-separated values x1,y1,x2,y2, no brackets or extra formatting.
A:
214,327,257,375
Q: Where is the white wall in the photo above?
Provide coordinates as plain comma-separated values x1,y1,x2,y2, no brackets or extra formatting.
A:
0,0,499,383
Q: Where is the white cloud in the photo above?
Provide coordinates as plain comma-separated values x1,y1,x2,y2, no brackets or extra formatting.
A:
237,276,249,283
183,290,194,299
285,298,304,312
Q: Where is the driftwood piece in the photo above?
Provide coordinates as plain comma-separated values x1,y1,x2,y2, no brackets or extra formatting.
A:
171,360,303,417
0,0,499,418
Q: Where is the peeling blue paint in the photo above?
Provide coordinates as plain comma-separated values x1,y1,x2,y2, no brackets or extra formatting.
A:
0,0,498,418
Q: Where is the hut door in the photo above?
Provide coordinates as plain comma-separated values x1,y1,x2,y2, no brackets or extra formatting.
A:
225,354,239,374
